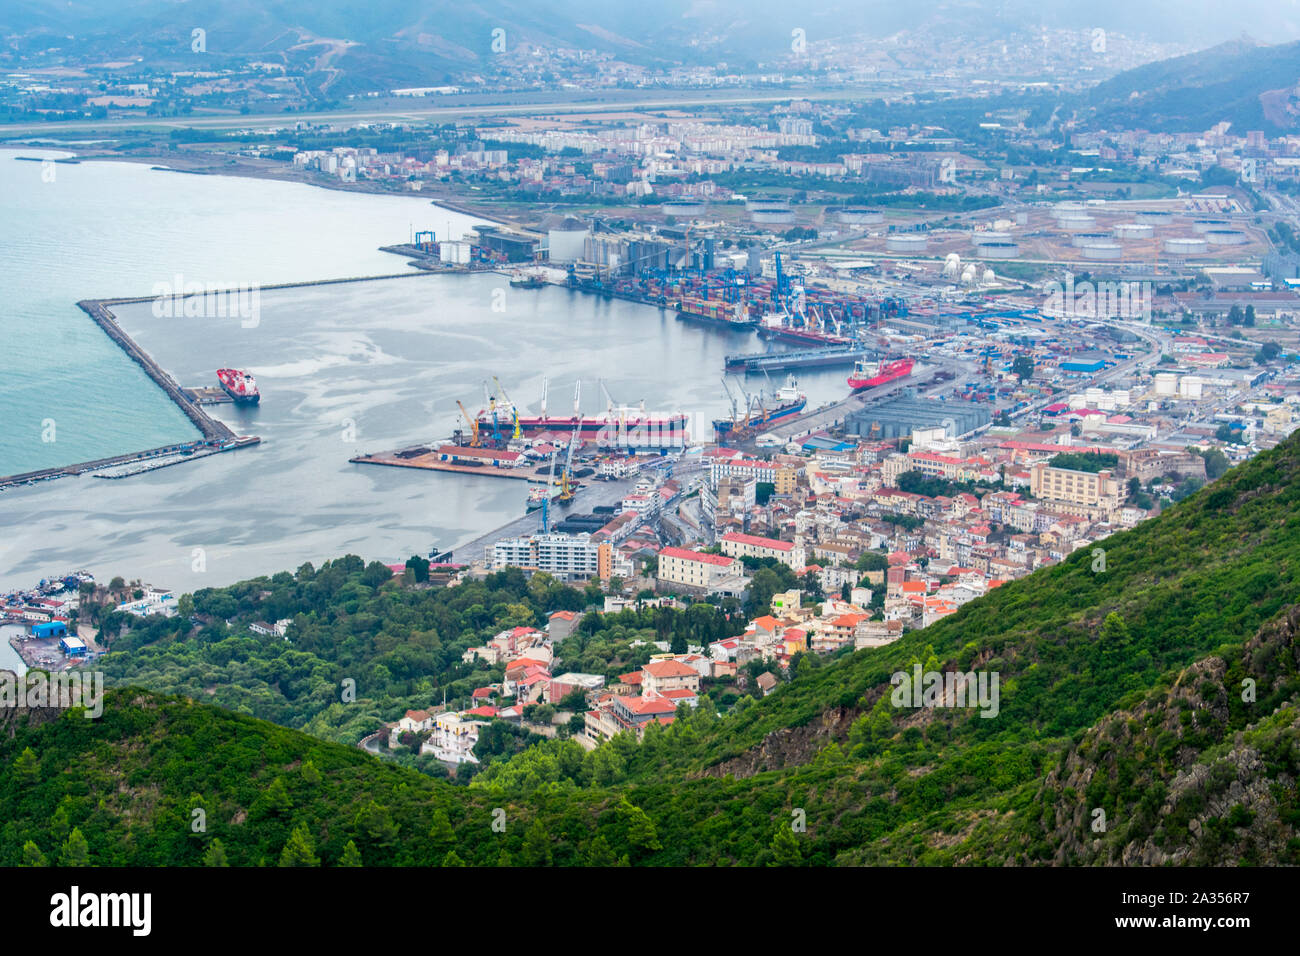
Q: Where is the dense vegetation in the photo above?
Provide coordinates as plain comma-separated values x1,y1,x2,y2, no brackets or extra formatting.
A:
6,431,1300,865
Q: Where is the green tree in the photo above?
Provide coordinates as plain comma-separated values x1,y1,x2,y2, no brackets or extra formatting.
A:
1202,447,1230,479
615,797,661,858
583,834,618,866
58,828,90,866
203,839,230,867
428,808,455,851
769,825,803,866
1012,354,1035,382
521,819,553,866
20,841,46,867
339,840,363,867
12,747,39,784
354,801,400,848
441,850,467,866
405,554,431,583
252,776,292,819
278,823,320,867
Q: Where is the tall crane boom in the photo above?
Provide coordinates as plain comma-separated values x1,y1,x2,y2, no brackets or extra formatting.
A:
540,448,558,533
455,400,480,447
559,416,581,502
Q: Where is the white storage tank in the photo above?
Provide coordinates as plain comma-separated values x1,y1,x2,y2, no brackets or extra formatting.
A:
1072,231,1111,248
547,217,590,263
751,209,795,224
1081,242,1123,260
437,239,472,265
1113,222,1155,240
973,239,1019,258
1058,215,1096,231
661,199,707,216
1163,237,1208,256
1205,229,1248,246
886,234,928,253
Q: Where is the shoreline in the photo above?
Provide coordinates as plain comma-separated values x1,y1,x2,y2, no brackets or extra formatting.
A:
30,147,528,229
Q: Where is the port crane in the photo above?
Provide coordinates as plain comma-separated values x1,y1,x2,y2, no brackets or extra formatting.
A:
538,448,559,533
493,376,522,440
558,416,582,503
481,381,504,445
455,400,481,447
720,378,740,424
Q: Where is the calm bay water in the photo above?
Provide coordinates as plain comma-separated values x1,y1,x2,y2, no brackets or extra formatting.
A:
0,150,853,591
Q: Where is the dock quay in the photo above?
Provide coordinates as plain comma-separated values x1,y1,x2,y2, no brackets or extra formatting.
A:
182,386,233,405
452,475,642,565
78,298,236,442
0,436,260,490
724,344,875,373
350,447,551,482
0,294,267,491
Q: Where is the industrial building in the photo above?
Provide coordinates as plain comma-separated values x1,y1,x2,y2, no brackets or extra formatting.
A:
471,225,541,262
845,396,991,440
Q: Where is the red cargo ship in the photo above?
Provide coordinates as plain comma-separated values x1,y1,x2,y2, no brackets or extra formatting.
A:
847,357,914,391
216,368,260,404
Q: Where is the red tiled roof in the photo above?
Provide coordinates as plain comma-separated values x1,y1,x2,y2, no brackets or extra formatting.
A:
658,545,736,567
643,659,698,678
722,531,793,551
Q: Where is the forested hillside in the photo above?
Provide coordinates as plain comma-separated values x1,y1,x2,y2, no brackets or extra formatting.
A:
5,429,1300,865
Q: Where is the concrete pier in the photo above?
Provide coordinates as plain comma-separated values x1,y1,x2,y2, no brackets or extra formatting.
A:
77,298,236,442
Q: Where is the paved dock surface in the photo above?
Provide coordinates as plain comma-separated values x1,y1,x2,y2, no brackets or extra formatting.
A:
451,475,643,565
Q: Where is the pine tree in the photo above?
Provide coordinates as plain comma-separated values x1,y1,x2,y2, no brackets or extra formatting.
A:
428,808,455,850
521,820,553,866
58,828,90,867
354,800,399,848
769,826,802,866
203,839,230,867
12,747,39,784
253,777,292,819
50,805,71,844
616,797,662,858
583,834,617,866
278,823,320,867
441,850,467,867
20,841,46,867
300,760,322,786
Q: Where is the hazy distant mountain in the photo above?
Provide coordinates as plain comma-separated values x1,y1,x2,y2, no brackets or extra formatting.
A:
1079,38,1300,132
2,0,1298,96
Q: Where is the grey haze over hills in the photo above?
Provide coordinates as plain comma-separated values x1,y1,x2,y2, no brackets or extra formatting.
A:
4,0,1299,76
